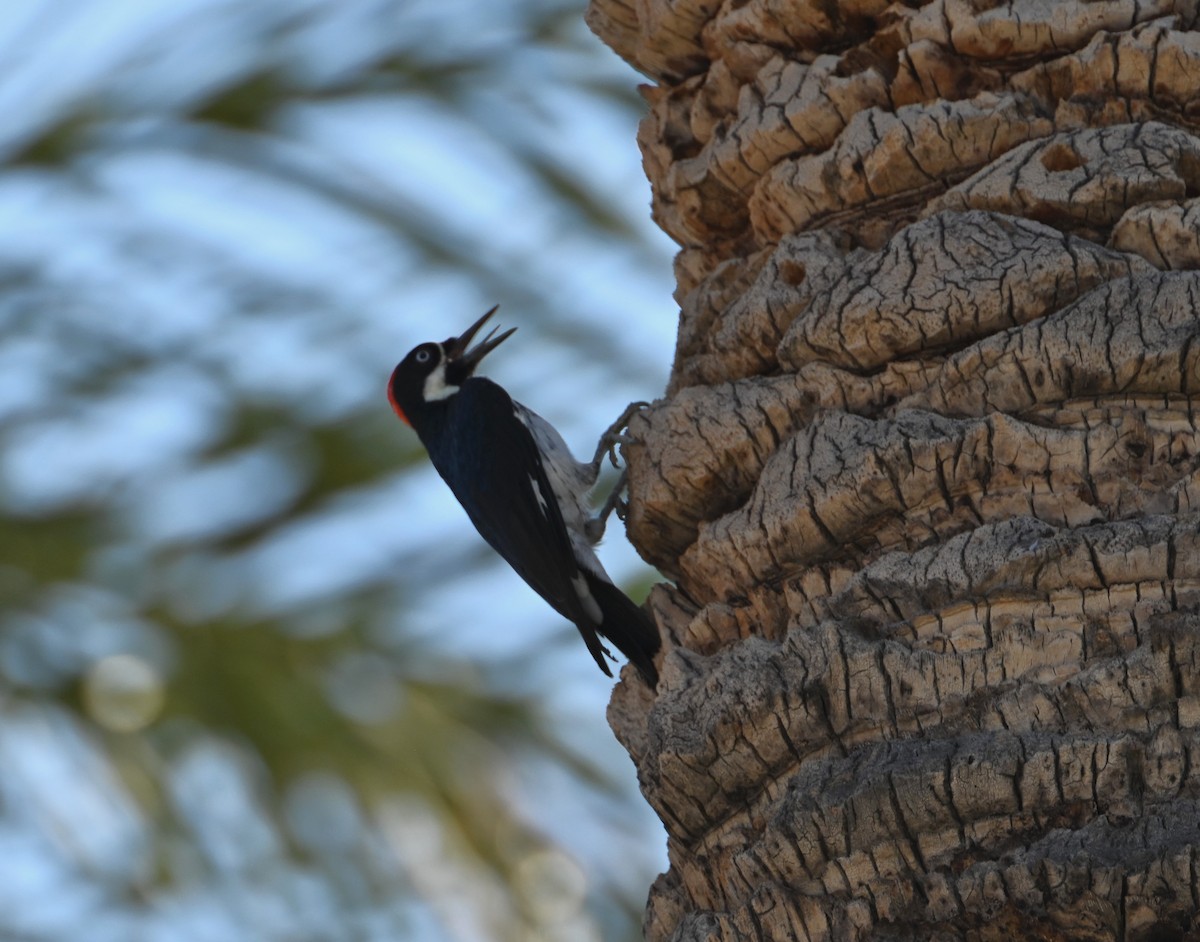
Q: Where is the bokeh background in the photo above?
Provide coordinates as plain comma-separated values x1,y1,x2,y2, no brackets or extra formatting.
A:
0,1,677,940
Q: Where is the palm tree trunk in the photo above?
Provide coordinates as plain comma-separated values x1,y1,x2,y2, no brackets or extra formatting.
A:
589,1,1200,938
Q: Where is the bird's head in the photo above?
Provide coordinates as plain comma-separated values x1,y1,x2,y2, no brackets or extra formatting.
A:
388,305,515,427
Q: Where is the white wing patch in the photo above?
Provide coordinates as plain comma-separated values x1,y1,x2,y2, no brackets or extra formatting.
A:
572,574,603,623
529,474,550,516
512,399,616,624
511,402,592,531
423,361,458,401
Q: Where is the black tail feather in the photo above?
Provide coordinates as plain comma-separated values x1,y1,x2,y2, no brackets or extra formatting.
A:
586,576,660,686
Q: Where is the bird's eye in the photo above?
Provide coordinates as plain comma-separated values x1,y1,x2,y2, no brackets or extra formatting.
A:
415,349,432,364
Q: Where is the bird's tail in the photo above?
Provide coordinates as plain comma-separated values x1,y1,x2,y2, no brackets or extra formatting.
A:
586,575,661,687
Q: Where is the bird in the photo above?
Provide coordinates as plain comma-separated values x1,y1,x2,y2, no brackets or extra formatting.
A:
387,306,660,686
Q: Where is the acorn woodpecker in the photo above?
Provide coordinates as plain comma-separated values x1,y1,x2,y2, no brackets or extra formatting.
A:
388,307,660,685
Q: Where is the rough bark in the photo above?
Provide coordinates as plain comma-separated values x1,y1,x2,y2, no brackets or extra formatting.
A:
588,1,1200,939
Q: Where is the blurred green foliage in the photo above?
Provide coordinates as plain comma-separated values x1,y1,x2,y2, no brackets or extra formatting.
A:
0,2,671,940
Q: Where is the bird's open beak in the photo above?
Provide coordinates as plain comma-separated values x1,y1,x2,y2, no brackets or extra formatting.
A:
445,305,516,373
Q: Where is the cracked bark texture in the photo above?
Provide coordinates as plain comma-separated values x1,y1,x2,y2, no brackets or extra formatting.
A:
587,1,1200,939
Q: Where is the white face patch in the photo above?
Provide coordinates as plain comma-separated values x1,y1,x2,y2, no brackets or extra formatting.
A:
422,358,458,401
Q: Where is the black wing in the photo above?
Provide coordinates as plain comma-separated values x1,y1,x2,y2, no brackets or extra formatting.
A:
425,378,613,674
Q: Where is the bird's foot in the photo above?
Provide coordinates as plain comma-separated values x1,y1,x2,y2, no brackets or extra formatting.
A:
589,401,650,476
585,469,629,543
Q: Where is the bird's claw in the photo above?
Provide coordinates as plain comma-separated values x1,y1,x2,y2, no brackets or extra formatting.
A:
602,433,633,469
591,401,650,473
586,468,630,544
